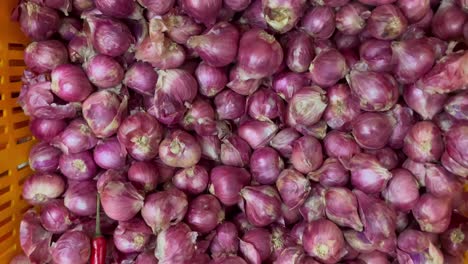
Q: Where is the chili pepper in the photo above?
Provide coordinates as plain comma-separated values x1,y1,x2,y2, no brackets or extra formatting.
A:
90,194,107,264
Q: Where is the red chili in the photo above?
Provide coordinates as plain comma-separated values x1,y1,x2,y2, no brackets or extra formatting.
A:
90,194,107,264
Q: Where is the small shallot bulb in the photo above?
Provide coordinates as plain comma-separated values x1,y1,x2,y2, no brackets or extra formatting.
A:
59,151,97,181
403,121,444,163
445,124,468,168
276,169,311,208
285,31,315,73
186,194,225,233
30,118,67,143
240,185,282,227
100,180,144,221
382,168,420,212
300,6,336,40
250,147,284,185
347,69,399,112
365,147,399,170
40,199,73,233
187,22,239,67
135,35,186,70
29,142,61,173
359,39,393,73
287,87,328,129
158,130,201,168
237,29,284,79
403,83,447,120
300,185,326,222
128,161,159,192
141,188,188,233
24,40,68,73
323,131,361,161
272,71,310,100
173,165,209,195
180,0,222,26
303,219,346,263
16,2,60,41
22,173,65,205
391,39,436,84
323,84,361,131
440,224,468,257
155,223,197,263
366,4,408,40
220,135,251,167
348,153,392,194
93,137,127,170
215,90,246,120
291,136,324,174
352,112,393,149
64,180,97,216
113,218,153,253
240,227,272,262
124,62,158,96
195,62,228,97
269,128,301,158
413,193,452,233
309,158,349,187
50,231,90,264
138,0,175,15
94,0,140,18
309,49,348,87
444,91,468,120
262,0,307,33
84,54,124,89
238,119,278,149
397,0,430,22
432,0,467,40
325,187,363,231
209,166,251,206
336,2,370,35
210,222,239,257
247,88,285,121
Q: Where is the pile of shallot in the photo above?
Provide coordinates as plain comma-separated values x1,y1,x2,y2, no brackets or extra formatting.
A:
10,0,468,263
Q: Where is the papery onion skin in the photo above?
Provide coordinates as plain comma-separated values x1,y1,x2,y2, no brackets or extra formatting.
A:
440,224,468,257
128,161,159,192
50,230,90,264
276,169,311,208
366,4,408,40
124,62,158,96
93,137,127,170
237,28,284,79
335,2,370,35
309,158,349,187
352,112,393,150
238,119,278,149
215,90,247,120
382,168,420,212
64,180,97,216
155,223,197,263
309,49,348,87
444,91,468,120
445,123,468,168
285,31,315,73
141,188,188,233
187,22,240,67
413,193,452,233
291,136,324,174
30,118,67,142
85,54,124,89
100,180,145,221
365,147,399,170
269,128,301,159
135,36,186,70
180,0,222,26
247,88,285,121
159,130,201,168
186,194,224,233
403,83,447,120
195,62,228,97
17,2,60,41
59,151,97,181
397,0,430,22
113,218,153,253
24,40,68,74
173,165,209,195
299,185,326,222
348,153,392,194
403,121,444,163
272,71,310,100
250,147,284,185
432,0,467,40
287,86,328,129
52,119,98,154
227,66,263,96
210,166,251,206
262,0,307,33
138,0,175,15
359,39,393,73
386,104,415,149
210,221,239,257
22,173,65,205
323,131,361,161
241,185,282,227
155,69,198,104
40,199,73,234
29,142,61,173
303,219,346,263
301,6,336,40
220,135,252,167
347,69,399,112
425,164,462,199
325,187,363,231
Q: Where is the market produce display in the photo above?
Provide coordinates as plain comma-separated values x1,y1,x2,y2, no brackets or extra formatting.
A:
9,0,468,263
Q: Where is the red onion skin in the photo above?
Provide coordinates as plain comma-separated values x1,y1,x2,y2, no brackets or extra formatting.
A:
334,32,361,51
224,0,251,11
227,66,262,96
155,69,198,104
124,62,158,96
309,158,349,187
352,112,393,149
186,194,225,233
323,131,361,161
247,88,285,121
135,35,186,70
128,161,159,192
93,137,127,170
138,0,175,15
113,218,153,253
336,2,371,35
325,187,363,231
40,199,73,233
276,169,311,209
195,62,228,97
391,39,436,84
22,173,65,205
262,0,307,33
303,219,346,263
173,165,209,195
64,180,97,216
397,0,430,22
59,151,97,181
425,164,462,199
442,150,468,178
291,136,324,174
240,0,268,29
272,71,310,100
344,230,377,253
440,224,468,257
403,121,444,163
240,185,282,227
51,231,90,264
285,31,315,73
357,251,390,264
238,119,278,149
403,83,447,120
52,119,98,154
220,135,251,167
413,193,452,233
210,166,251,206
141,188,188,233
367,5,408,40
100,180,145,221
188,22,240,67
269,128,301,158
157,12,203,45
309,49,348,87
29,142,61,173
215,90,247,120
135,251,159,264
85,54,124,88
210,222,239,257
386,104,415,149
24,40,68,73
73,0,95,12
432,0,467,40
323,84,360,131
159,130,201,168
155,223,197,263
382,168,420,212
359,39,393,73
250,147,284,185
301,6,336,40
68,32,92,63
287,86,328,129
444,91,468,120
348,153,392,194
30,118,67,142
299,184,326,222
237,29,284,79
419,51,468,94
347,69,399,112
445,124,468,168
240,228,272,261
17,2,60,41
180,0,222,26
